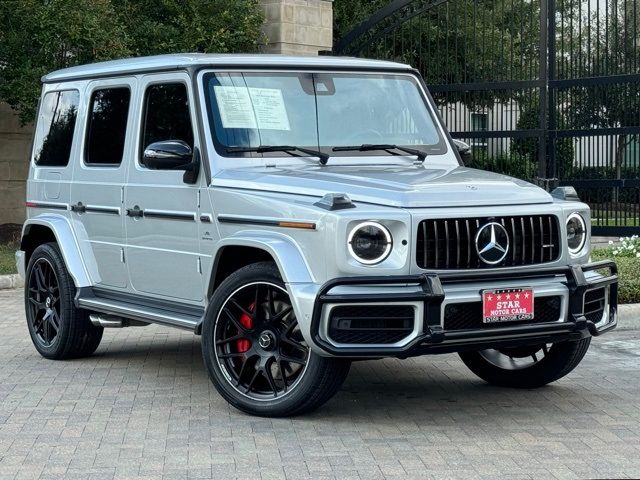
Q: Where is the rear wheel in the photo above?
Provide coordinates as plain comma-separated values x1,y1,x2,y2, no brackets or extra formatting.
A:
202,262,350,417
459,338,591,389
25,243,103,359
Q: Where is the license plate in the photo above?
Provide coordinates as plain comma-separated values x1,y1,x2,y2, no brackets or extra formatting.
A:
482,288,534,324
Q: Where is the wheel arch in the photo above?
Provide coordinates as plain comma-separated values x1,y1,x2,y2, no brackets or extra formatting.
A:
207,231,315,295
197,231,316,335
21,215,96,288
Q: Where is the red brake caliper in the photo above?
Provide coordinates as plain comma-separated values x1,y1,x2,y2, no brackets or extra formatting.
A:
236,302,254,353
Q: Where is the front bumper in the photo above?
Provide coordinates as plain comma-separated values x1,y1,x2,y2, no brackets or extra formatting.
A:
307,260,618,357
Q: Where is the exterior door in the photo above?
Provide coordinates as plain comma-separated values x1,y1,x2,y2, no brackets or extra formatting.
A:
70,79,135,288
124,73,204,302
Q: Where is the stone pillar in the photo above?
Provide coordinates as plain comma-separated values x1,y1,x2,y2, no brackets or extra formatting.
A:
260,0,333,55
0,103,31,225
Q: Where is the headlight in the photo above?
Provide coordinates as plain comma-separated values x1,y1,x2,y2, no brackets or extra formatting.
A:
566,213,587,256
347,221,392,265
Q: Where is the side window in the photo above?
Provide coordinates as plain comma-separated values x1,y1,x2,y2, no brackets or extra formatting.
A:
85,87,131,165
33,90,80,167
141,83,194,165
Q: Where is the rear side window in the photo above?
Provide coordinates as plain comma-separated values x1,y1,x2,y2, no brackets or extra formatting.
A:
85,87,131,165
33,90,80,166
141,83,194,158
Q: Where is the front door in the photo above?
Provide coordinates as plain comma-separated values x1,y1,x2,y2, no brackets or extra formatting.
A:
70,79,135,288
124,73,204,302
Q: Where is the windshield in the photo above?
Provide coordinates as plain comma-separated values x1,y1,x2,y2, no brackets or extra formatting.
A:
203,72,446,158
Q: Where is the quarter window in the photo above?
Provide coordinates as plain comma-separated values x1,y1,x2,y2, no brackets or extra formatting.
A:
141,83,194,165
33,90,80,166
85,87,131,165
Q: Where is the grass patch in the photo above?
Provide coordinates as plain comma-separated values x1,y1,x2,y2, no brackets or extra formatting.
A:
592,217,639,227
0,243,17,275
591,248,640,304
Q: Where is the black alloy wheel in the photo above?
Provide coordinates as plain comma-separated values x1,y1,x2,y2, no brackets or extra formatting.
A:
27,257,61,348
214,281,309,399
202,262,351,417
25,243,103,359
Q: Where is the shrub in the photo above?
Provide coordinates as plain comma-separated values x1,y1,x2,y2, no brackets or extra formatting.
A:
592,244,640,304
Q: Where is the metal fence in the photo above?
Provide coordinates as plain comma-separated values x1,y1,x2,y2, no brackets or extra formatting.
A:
335,0,640,236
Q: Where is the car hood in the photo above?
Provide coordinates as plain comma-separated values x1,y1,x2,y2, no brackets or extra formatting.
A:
212,164,553,208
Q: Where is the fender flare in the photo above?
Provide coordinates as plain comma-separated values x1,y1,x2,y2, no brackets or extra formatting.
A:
196,231,317,335
209,230,316,287
22,214,97,287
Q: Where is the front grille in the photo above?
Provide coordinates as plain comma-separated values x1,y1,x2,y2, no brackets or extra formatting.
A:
328,305,414,344
584,288,606,324
416,215,561,269
443,295,562,331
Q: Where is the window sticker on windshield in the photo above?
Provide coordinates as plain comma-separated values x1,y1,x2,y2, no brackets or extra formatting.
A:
248,88,291,131
213,86,291,131
213,86,257,129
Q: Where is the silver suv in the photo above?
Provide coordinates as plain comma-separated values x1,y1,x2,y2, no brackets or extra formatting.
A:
17,54,618,417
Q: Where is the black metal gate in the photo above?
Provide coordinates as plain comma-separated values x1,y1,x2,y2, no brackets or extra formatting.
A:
335,0,640,236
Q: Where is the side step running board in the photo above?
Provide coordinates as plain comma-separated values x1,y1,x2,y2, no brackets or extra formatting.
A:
78,293,203,331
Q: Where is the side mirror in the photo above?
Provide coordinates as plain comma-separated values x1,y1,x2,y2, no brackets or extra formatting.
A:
142,140,193,170
453,139,473,163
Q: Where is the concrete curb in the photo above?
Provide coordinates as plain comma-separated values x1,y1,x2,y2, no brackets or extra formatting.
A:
618,303,640,330
0,274,23,290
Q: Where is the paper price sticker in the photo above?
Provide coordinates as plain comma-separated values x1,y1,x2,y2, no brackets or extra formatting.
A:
214,86,291,131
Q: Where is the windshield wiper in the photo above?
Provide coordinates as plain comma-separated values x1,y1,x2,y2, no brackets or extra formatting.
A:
226,145,329,165
332,144,428,162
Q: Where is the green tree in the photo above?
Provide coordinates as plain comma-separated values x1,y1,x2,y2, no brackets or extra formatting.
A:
0,0,264,125
0,0,129,124
112,0,264,56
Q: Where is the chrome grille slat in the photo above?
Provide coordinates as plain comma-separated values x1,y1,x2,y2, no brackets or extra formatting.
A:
539,216,545,263
433,220,440,268
416,215,561,269
520,217,526,264
529,216,535,264
547,216,553,262
465,219,471,268
444,220,450,267
510,217,517,264
454,220,460,268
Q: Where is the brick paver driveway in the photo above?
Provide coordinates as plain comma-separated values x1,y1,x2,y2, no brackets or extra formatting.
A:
1,289,640,479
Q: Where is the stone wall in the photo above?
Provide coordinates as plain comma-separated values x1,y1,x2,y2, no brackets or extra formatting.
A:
0,103,31,225
260,0,333,55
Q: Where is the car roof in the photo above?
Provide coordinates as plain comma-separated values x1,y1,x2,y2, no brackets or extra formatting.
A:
43,53,413,83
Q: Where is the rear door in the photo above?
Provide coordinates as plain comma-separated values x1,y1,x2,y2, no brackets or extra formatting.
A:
70,78,135,288
124,73,204,302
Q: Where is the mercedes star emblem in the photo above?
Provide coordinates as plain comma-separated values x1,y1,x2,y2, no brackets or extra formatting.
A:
475,222,510,264
258,331,273,350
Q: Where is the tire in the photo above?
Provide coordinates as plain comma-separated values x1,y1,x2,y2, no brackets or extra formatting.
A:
25,242,103,359
459,338,591,389
202,262,351,417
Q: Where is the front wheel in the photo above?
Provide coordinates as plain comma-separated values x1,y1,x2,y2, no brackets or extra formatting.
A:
201,262,350,417
459,338,591,389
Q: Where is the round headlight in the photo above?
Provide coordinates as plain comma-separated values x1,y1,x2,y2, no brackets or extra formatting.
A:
566,213,587,255
347,221,392,265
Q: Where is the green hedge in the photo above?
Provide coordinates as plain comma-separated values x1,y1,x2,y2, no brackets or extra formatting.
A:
591,248,640,304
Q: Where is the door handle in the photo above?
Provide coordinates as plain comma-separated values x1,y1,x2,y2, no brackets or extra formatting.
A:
71,202,86,213
126,206,144,218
